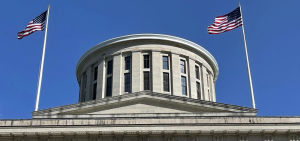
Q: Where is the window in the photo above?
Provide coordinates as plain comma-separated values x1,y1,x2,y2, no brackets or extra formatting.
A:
92,83,97,100
181,76,187,95
207,73,209,87
107,60,113,74
144,55,150,68
144,72,150,90
195,66,199,79
196,82,201,99
163,56,168,70
94,66,98,81
125,56,131,70
163,73,169,92
124,73,130,92
208,90,210,101
180,60,186,73
82,74,87,101
106,77,112,97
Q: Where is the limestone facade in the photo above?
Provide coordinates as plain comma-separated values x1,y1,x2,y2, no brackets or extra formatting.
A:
1,34,299,141
76,34,219,102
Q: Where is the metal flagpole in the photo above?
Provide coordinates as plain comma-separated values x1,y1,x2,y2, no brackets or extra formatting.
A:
239,3,256,109
34,5,50,111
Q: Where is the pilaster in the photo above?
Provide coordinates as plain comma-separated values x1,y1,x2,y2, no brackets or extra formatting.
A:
112,53,122,96
171,53,181,96
152,51,162,93
96,58,105,99
201,65,209,101
188,58,197,99
131,51,141,92
85,66,92,101
210,73,216,102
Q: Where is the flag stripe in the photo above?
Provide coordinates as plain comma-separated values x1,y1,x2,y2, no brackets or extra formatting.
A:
208,7,242,34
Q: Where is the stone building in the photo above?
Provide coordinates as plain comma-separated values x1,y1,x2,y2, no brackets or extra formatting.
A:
0,34,299,141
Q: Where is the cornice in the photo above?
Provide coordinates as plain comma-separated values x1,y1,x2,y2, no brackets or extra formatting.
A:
1,130,300,137
32,91,257,116
75,34,219,82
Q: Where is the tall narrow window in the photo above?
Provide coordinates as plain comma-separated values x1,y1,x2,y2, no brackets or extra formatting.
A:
144,55,150,68
163,56,168,70
144,72,150,90
163,73,169,92
94,66,98,81
181,76,187,95
125,56,131,70
195,66,199,79
107,60,113,74
106,77,112,97
180,60,186,73
208,90,210,101
196,82,201,99
93,83,97,100
207,73,209,87
124,73,130,92
82,74,87,101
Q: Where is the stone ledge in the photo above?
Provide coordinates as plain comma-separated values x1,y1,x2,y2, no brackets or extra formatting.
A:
32,91,257,116
1,129,300,137
1,117,300,127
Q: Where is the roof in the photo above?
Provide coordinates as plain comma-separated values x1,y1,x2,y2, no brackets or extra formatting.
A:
32,91,257,118
75,33,219,82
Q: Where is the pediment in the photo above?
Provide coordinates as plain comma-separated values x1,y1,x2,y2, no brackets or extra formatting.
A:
32,91,257,118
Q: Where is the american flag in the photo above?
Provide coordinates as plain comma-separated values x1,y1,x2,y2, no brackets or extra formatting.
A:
208,7,242,34
18,10,47,39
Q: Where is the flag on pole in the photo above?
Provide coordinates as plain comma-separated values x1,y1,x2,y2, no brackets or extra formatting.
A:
17,10,47,39
208,7,242,34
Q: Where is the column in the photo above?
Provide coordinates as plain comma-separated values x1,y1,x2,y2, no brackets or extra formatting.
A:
85,66,92,100
210,74,216,102
188,58,197,99
96,58,105,99
78,74,84,102
152,51,162,93
201,65,209,101
171,53,181,96
131,51,141,92
112,53,122,96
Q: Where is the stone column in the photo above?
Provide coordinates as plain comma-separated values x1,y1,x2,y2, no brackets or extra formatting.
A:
171,53,181,96
96,58,105,99
188,58,197,99
78,74,84,102
211,74,216,102
201,65,209,101
85,66,92,101
152,50,162,93
112,53,122,96
131,51,141,92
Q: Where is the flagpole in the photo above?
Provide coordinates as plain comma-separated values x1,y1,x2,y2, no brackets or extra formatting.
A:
239,3,256,109
34,5,50,111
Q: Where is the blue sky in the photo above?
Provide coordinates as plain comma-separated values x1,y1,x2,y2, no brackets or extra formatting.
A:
0,0,299,119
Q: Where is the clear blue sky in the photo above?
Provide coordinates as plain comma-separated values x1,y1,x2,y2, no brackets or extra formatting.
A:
0,0,299,119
